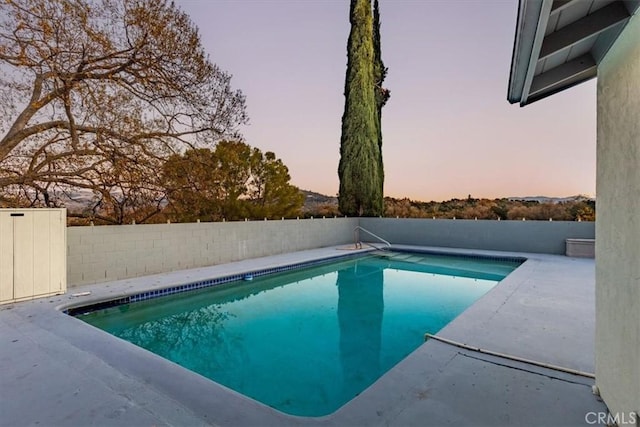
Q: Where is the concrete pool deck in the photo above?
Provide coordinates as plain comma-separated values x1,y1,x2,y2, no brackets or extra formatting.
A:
0,245,607,426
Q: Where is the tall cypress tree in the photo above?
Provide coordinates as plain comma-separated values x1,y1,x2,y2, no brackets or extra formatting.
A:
373,0,389,206
338,0,382,216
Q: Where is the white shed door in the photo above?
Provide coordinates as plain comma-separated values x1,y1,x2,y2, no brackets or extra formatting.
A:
0,209,66,304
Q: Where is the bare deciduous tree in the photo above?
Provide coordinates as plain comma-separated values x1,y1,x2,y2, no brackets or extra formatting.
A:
0,0,247,222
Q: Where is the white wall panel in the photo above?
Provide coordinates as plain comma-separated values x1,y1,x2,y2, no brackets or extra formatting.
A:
0,216,13,302
12,213,34,299
0,209,66,304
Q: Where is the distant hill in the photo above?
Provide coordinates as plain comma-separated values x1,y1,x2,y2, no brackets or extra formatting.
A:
300,190,339,216
507,195,595,204
300,190,595,209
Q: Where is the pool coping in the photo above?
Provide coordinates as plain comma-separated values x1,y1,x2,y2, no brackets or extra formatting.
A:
62,245,524,316
0,245,607,426
62,249,372,316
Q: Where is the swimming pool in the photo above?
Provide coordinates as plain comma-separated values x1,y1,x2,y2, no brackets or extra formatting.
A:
75,251,522,417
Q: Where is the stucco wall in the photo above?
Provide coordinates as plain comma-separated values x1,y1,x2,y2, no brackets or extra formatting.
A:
360,218,594,254
67,218,358,286
595,12,640,423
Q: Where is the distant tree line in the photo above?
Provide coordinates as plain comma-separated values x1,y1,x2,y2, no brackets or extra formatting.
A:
304,195,596,221
385,196,595,221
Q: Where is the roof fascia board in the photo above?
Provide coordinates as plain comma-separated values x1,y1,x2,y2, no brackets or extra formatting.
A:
508,0,549,104
520,0,554,106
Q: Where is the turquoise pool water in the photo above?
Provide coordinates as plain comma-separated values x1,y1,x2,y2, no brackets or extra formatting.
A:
79,252,520,417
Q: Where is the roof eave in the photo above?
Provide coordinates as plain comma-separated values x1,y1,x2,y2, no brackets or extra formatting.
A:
507,0,552,106
507,0,639,107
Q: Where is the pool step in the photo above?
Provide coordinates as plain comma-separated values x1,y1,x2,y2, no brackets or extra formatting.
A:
372,251,425,263
371,250,406,259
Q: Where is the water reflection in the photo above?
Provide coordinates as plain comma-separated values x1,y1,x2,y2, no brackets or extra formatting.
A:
336,261,385,399
115,304,245,375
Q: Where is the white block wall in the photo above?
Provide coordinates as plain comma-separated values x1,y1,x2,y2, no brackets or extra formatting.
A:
360,218,595,254
67,218,358,286
67,216,598,287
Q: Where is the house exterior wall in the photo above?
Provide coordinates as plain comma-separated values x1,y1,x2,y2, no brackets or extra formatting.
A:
595,12,640,423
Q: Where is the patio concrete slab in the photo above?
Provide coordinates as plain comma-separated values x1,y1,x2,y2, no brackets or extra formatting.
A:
0,245,607,426
373,344,599,427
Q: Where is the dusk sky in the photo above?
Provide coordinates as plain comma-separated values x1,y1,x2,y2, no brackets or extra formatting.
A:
176,0,597,202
